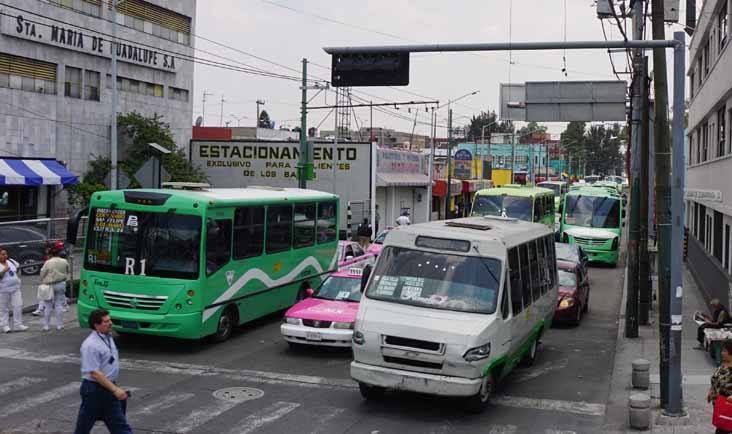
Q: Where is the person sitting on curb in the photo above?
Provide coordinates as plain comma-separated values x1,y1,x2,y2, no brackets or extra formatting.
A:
698,299,731,350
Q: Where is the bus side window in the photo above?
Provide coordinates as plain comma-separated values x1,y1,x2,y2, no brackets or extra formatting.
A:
501,278,510,320
233,206,264,259
527,241,540,301
533,197,543,222
545,235,556,286
206,219,232,276
266,204,293,254
547,195,555,216
317,201,337,243
519,244,532,310
508,248,523,315
293,203,316,248
536,238,547,294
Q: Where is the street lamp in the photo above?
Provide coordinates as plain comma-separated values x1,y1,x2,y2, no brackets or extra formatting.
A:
256,99,265,127
230,114,248,127
148,142,171,188
445,90,479,219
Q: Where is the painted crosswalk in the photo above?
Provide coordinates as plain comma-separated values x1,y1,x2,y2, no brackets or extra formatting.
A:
0,377,46,396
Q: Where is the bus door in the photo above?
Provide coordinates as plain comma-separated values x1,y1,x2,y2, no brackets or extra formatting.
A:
507,247,529,358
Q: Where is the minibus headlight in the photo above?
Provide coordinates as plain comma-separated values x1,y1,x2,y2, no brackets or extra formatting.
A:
559,298,575,308
562,233,569,243
611,237,619,250
284,317,301,325
333,322,354,329
353,330,365,345
463,343,491,362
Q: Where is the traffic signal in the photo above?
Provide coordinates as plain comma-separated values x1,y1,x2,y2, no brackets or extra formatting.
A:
331,52,410,87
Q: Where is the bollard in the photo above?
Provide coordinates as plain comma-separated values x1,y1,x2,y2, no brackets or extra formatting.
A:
346,201,352,240
632,358,651,389
628,393,652,430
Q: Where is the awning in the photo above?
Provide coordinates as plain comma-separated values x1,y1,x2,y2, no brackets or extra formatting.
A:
376,172,431,187
462,179,493,193
0,159,79,186
432,179,463,197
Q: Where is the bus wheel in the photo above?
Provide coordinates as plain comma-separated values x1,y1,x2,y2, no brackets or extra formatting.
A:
213,306,237,343
358,382,385,400
466,373,494,413
520,338,538,367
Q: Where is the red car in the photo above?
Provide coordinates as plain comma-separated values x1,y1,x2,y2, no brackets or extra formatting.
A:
554,259,590,325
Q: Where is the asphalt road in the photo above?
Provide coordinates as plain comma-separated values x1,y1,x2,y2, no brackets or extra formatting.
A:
0,262,624,434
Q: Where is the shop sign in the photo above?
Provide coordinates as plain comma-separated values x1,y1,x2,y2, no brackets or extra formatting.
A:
453,149,472,180
684,189,722,202
2,13,180,72
376,149,423,174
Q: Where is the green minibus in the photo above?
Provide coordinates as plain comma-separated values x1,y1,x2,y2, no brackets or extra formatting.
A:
471,185,555,230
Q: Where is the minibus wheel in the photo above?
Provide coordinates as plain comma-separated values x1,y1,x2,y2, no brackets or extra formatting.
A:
466,374,494,413
358,382,385,400
212,305,238,343
519,338,538,367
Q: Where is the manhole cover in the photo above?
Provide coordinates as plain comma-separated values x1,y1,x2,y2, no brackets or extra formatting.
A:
212,387,264,403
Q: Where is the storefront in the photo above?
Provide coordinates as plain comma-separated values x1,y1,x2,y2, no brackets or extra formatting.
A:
375,149,430,230
460,179,493,217
431,179,462,220
0,158,78,222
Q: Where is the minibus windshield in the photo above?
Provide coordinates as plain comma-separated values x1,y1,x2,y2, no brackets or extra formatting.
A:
563,195,620,229
366,246,500,314
472,195,532,220
537,183,561,195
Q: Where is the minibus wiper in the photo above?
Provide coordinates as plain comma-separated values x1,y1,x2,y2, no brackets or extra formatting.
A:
471,245,500,289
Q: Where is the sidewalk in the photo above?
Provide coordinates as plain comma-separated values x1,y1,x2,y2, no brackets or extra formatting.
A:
18,266,81,312
604,265,717,433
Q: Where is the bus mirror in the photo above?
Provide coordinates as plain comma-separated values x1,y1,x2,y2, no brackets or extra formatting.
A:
66,207,88,246
306,288,314,297
621,209,626,219
360,266,372,293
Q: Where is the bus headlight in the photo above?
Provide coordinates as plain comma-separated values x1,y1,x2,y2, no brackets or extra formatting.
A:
464,343,491,362
284,317,301,325
611,237,619,250
333,322,354,329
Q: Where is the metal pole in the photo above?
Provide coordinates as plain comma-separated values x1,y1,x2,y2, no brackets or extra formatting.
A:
626,0,643,339
511,132,516,183
666,30,686,417
428,107,435,221
298,59,308,189
639,54,651,325
445,108,453,218
110,0,118,190
220,95,225,127
651,0,672,409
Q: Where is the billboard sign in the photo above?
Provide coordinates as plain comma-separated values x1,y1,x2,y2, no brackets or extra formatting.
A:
190,140,374,229
453,149,472,180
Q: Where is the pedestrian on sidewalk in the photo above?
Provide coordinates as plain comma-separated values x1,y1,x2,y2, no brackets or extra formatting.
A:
357,218,372,249
698,299,731,349
708,340,732,434
33,241,69,316
74,309,133,434
39,244,70,331
0,248,28,333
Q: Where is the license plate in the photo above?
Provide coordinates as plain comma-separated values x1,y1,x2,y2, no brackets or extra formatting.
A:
121,321,138,329
305,332,322,341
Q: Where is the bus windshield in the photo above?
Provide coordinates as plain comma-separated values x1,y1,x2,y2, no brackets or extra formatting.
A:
314,276,362,302
366,246,500,314
472,195,533,221
538,183,561,196
563,195,620,229
85,208,201,279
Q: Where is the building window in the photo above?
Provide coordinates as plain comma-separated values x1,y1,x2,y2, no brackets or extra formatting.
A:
84,70,100,101
0,52,57,95
113,0,192,45
702,121,709,161
719,107,727,157
64,66,82,99
720,3,728,50
106,74,163,98
698,55,704,84
704,42,711,75
169,87,189,102
726,224,731,273
715,211,724,262
690,71,695,98
49,0,101,17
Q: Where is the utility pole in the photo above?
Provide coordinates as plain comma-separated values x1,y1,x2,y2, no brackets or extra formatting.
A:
510,131,517,183
298,59,308,189
220,95,225,127
445,108,453,218
651,0,673,412
626,0,643,339
202,90,213,126
428,107,436,221
639,55,651,325
110,0,118,190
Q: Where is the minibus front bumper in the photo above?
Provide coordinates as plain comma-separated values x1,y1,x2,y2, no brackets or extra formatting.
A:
351,361,482,396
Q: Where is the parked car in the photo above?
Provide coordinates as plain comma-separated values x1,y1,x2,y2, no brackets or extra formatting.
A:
0,226,52,275
281,268,364,348
554,259,590,325
337,240,375,270
366,229,392,257
555,242,589,274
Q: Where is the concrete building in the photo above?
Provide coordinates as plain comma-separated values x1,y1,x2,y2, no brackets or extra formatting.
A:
685,0,732,304
320,127,429,150
0,0,195,218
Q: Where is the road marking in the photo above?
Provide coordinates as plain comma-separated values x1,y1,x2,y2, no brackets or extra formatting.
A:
0,348,356,390
491,395,606,417
0,382,80,419
306,407,347,434
0,377,46,396
545,430,577,434
225,401,301,434
132,392,195,416
487,425,517,434
513,358,569,383
159,389,260,433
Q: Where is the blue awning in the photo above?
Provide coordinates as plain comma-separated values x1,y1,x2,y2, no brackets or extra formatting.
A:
0,159,79,186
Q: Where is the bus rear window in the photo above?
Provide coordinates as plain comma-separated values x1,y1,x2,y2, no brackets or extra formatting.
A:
85,208,201,279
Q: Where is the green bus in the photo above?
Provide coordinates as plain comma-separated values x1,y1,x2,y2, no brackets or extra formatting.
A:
537,181,569,212
559,186,624,266
75,186,339,341
471,185,555,230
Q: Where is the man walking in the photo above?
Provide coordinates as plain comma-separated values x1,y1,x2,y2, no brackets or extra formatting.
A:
395,211,411,226
356,218,372,249
74,309,133,434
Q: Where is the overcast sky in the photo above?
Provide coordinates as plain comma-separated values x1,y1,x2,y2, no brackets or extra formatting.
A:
192,0,688,138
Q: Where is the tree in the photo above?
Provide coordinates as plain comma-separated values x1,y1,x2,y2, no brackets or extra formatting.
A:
66,155,110,208
464,110,514,142
258,110,273,128
560,121,587,176
518,121,548,138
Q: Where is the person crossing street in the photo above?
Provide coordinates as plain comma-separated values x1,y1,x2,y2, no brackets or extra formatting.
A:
0,248,28,333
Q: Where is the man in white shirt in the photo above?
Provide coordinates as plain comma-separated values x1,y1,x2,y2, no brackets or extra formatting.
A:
395,211,411,226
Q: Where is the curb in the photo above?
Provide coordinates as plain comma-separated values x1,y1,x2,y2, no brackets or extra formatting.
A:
22,298,78,315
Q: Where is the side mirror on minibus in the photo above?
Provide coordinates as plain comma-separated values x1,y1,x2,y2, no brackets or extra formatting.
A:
306,288,314,297
66,207,88,246
360,266,372,293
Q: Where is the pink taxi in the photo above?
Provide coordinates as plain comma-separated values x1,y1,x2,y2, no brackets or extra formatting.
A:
337,240,375,270
281,268,364,348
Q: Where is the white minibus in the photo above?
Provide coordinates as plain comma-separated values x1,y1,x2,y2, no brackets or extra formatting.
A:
351,216,558,412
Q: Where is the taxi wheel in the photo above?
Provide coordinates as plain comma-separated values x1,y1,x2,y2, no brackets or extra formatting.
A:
466,374,494,413
358,382,385,400
572,305,583,326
